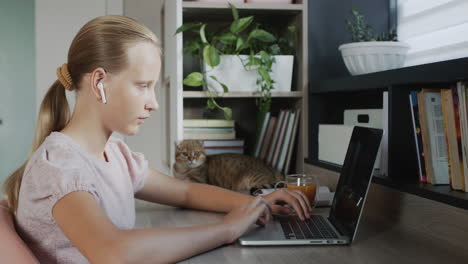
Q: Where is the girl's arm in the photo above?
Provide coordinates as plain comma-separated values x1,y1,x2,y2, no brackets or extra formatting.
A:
135,168,254,213
53,191,269,264
136,168,311,219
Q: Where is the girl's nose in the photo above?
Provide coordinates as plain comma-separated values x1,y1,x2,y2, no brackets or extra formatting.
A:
146,89,159,112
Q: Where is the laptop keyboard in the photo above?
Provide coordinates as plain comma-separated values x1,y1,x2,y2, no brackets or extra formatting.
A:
279,215,339,240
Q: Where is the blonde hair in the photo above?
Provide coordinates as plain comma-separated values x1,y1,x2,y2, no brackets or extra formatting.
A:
2,15,161,215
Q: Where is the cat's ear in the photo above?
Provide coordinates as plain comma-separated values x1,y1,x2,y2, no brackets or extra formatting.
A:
197,140,205,147
175,140,183,149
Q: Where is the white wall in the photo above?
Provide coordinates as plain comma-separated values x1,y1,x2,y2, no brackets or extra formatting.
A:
0,0,36,185
124,0,169,174
398,0,468,66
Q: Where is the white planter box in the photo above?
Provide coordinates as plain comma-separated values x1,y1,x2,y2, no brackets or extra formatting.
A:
338,41,410,75
204,55,294,93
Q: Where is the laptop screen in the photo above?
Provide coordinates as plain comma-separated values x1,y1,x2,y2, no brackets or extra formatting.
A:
328,126,382,241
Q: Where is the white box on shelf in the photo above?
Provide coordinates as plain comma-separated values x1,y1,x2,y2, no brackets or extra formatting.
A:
318,125,354,165
204,55,293,93
344,109,383,129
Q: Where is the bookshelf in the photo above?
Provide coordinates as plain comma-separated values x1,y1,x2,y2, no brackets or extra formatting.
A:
163,0,308,174
306,57,468,210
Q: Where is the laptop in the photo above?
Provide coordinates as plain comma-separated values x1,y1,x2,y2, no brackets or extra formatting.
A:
239,126,383,246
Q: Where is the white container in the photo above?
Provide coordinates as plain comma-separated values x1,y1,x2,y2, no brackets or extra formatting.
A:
204,55,294,93
338,41,410,75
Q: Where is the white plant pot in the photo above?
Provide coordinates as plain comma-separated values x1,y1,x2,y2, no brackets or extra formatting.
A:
338,41,410,75
204,55,294,93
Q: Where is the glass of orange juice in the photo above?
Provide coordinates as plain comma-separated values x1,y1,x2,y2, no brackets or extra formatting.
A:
280,174,319,209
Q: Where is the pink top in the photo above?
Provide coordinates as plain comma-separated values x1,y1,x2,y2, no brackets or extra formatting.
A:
15,132,149,264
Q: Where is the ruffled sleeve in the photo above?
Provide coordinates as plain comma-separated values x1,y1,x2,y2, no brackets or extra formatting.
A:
109,138,150,193
24,145,100,220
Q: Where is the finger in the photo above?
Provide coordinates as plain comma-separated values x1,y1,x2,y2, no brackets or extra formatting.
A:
271,204,292,215
278,189,306,220
289,190,311,219
252,197,273,219
249,196,265,209
256,217,266,226
292,189,312,211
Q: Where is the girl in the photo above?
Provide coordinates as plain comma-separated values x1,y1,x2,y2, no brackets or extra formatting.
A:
2,15,311,264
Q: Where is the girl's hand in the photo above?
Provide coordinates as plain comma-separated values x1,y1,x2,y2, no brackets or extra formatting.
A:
222,196,272,244
262,188,312,221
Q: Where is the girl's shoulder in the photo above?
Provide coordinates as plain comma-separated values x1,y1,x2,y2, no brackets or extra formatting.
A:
26,133,89,175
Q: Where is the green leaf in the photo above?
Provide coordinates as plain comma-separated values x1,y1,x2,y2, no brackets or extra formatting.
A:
175,23,201,35
203,45,220,67
218,33,237,45
270,44,281,55
200,24,208,44
221,107,233,120
210,76,229,93
246,56,261,66
235,37,244,51
258,67,272,84
183,40,201,55
206,98,216,110
230,16,253,34
229,3,239,20
183,72,204,87
249,29,276,42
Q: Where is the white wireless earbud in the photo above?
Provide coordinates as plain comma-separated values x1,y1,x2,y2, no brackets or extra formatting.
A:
97,82,107,104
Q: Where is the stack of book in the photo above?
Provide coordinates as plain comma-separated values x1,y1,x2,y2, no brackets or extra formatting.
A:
184,119,245,155
253,108,301,175
409,82,468,192
183,119,235,140
202,139,245,155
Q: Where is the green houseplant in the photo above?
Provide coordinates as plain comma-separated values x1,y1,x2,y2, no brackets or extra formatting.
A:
175,3,296,125
339,8,409,75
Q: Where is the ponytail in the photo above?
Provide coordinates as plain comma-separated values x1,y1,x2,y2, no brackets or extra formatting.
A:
2,80,70,215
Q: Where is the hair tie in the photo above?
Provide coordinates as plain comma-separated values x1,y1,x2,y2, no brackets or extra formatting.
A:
56,63,74,91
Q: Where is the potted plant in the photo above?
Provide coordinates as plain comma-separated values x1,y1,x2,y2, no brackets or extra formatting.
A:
339,8,410,76
175,3,295,125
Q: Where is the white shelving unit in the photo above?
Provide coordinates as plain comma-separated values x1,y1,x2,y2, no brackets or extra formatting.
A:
162,0,308,175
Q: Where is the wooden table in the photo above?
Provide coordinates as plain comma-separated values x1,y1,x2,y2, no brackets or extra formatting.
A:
135,203,468,264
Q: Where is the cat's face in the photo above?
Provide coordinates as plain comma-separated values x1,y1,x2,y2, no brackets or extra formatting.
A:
175,140,207,169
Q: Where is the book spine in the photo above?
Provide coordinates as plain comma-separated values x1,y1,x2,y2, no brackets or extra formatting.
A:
452,86,467,191
418,91,431,183
424,92,449,185
284,109,301,175
277,111,296,172
259,117,277,161
271,110,290,168
266,110,285,165
254,112,271,158
409,91,427,183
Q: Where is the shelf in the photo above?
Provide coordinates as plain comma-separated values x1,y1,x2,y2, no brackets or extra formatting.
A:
182,1,303,11
183,91,303,98
312,57,468,94
305,159,468,210
372,174,468,210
